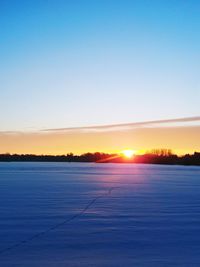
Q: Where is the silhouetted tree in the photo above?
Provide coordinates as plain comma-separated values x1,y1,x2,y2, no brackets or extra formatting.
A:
0,151,199,166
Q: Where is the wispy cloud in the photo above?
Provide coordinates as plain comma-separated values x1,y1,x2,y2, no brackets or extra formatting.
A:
41,116,200,133
0,131,24,135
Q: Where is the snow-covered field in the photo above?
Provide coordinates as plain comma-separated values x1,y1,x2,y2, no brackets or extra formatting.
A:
0,162,200,267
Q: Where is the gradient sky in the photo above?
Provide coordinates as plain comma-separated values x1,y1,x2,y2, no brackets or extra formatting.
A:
0,0,200,154
1,0,200,132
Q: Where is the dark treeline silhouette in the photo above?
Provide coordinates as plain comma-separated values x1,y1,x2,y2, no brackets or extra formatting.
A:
0,152,113,163
0,150,200,166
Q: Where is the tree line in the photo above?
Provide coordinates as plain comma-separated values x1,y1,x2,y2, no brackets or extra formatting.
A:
0,150,200,166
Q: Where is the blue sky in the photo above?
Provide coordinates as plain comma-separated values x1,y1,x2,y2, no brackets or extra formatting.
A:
1,0,200,131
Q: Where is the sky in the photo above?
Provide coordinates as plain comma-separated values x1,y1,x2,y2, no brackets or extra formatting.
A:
1,117,200,155
0,0,200,154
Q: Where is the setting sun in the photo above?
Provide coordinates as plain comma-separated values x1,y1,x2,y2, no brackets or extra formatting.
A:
122,149,135,158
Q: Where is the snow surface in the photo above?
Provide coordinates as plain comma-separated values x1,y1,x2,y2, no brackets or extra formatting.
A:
0,162,200,266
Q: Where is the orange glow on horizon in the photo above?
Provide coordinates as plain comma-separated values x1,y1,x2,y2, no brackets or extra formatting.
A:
0,125,199,156
121,149,135,158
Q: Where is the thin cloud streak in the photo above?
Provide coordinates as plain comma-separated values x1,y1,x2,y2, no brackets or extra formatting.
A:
42,116,200,133
0,120,199,155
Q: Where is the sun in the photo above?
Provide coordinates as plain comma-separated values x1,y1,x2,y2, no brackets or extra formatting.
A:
122,149,135,159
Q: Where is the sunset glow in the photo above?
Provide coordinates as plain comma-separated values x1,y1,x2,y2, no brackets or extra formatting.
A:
122,150,135,158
